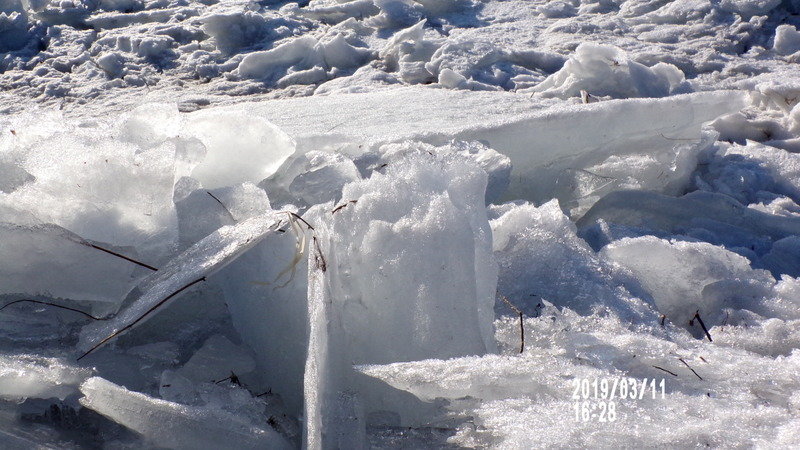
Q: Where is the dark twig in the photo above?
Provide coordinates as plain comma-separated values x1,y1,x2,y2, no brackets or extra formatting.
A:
331,200,357,215
0,299,103,320
77,277,207,361
256,388,272,397
83,243,158,272
659,133,696,141
678,358,703,380
499,294,524,354
214,371,241,386
288,212,314,231
691,310,713,342
207,191,237,223
652,365,678,377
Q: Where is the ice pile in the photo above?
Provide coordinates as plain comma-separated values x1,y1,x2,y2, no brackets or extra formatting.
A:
2,0,800,447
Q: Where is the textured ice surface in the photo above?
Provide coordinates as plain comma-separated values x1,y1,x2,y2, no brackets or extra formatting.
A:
79,212,286,356
80,377,289,449
527,42,690,99
0,223,140,304
359,311,800,448
303,152,497,445
3,0,800,447
0,354,90,400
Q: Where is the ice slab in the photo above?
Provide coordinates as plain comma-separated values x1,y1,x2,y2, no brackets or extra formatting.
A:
80,377,290,449
303,153,497,446
0,223,140,304
208,87,746,204
0,354,90,400
78,212,287,357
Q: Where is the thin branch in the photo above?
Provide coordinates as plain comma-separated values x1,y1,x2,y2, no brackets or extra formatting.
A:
652,365,678,377
331,200,357,215
214,371,241,386
693,310,713,342
678,358,703,380
288,212,314,231
77,277,206,361
659,133,696,141
0,299,103,320
207,191,237,223
499,294,524,354
83,243,158,272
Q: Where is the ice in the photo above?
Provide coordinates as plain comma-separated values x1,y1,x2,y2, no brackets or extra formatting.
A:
261,150,361,208
0,223,140,304
80,376,290,449
217,88,744,205
359,312,800,448
0,12,31,51
175,181,272,250
0,354,90,400
3,0,800,446
175,334,256,384
695,141,800,207
78,212,287,357
577,190,800,253
528,43,690,100
601,236,775,330
217,224,311,416
238,34,373,85
183,109,296,190
0,115,179,251
775,24,800,56
365,140,512,204
489,200,655,321
302,152,497,444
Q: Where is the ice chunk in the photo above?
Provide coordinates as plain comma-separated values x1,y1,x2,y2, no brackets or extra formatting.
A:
261,151,361,208
238,34,372,84
2,125,179,250
216,217,312,417
360,313,800,448
720,0,781,18
80,377,289,449
0,354,90,400
489,200,654,321
578,190,800,251
365,140,511,204
0,223,141,304
176,334,256,384
528,43,690,100
175,182,272,250
117,103,181,149
378,20,440,83
183,110,295,190
695,141,800,207
303,152,497,444
0,11,34,53
601,236,774,329
78,212,287,357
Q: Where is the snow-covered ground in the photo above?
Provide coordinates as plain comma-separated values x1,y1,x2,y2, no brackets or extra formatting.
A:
2,0,800,448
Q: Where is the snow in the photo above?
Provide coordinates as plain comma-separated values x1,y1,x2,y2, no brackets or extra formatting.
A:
2,0,800,447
